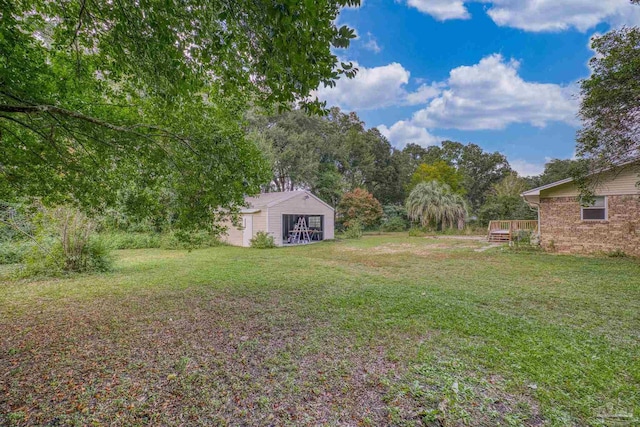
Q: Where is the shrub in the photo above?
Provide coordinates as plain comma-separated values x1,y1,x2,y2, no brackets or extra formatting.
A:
250,231,276,248
0,241,32,265
160,230,223,249
19,205,113,276
408,227,426,237
337,189,383,229
101,232,162,250
607,249,628,258
21,236,113,277
509,230,541,253
100,230,222,250
381,216,408,232
344,221,363,239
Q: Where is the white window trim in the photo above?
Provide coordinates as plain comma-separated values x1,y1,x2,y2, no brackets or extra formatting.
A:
581,196,608,221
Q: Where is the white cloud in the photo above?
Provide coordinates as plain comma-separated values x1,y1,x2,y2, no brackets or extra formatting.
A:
316,62,441,110
411,54,579,130
486,0,640,32
402,0,640,32
405,83,442,105
362,32,382,53
316,62,409,110
377,120,441,148
405,0,470,20
511,159,545,177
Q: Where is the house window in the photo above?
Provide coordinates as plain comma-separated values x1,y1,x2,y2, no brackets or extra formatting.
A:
581,196,607,221
308,216,321,228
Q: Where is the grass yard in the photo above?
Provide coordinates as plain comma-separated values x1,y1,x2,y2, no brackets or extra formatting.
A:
1,235,639,426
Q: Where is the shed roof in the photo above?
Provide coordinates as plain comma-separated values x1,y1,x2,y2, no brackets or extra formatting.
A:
244,191,334,211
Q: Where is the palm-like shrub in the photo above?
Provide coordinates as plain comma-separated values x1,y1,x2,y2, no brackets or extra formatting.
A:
406,181,467,230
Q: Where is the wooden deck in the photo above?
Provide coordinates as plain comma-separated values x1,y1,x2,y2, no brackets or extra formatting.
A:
487,220,538,243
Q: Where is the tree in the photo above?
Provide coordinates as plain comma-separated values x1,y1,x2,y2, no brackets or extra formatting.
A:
0,0,359,228
406,181,467,230
577,23,640,171
337,188,383,228
454,143,512,212
409,161,465,194
404,141,512,213
492,173,528,197
479,173,536,224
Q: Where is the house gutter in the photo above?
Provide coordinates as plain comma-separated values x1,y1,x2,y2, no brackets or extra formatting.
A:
521,193,541,235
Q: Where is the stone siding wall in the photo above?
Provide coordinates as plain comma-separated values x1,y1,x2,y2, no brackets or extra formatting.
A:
540,195,640,256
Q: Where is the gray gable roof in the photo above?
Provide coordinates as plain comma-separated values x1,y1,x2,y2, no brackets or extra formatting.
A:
244,191,334,211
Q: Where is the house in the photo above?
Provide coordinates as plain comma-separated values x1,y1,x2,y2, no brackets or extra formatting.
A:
521,166,640,256
222,191,335,247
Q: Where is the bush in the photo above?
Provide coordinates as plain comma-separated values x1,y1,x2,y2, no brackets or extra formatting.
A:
337,189,383,229
17,205,114,277
344,221,363,239
20,236,113,277
100,230,223,250
101,232,162,250
607,249,628,258
408,227,426,237
0,241,32,265
381,216,408,232
250,231,276,248
159,230,222,249
509,230,540,253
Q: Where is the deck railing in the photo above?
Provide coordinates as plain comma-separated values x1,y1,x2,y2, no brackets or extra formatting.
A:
487,220,538,241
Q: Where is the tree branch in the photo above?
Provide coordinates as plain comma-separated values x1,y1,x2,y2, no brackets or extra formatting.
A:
0,103,199,154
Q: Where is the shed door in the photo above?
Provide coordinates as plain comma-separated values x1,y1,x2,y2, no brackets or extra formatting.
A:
242,215,253,247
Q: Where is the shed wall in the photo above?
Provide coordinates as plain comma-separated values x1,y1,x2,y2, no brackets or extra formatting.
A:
267,193,335,246
220,211,268,247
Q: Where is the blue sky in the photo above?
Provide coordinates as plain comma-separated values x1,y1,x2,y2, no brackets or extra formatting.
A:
316,0,640,176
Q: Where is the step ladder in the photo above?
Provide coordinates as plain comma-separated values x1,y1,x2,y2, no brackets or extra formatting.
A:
289,217,312,244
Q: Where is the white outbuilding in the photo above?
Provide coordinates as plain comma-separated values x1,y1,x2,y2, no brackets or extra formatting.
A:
222,191,335,247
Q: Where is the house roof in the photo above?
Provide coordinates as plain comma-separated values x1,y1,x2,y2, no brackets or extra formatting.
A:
521,158,640,197
521,178,574,197
244,190,334,211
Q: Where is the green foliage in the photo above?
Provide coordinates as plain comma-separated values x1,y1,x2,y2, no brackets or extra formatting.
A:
408,227,426,237
479,173,537,225
250,231,276,249
0,241,31,265
492,173,528,197
509,230,540,253
343,221,363,239
381,216,408,232
15,205,113,276
607,249,629,258
409,161,465,194
406,181,467,230
381,205,409,231
578,25,640,169
100,232,163,250
337,188,383,228
250,108,408,206
21,237,113,277
0,0,359,228
479,196,536,225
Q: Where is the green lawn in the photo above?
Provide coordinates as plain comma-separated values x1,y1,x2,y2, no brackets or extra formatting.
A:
1,235,639,426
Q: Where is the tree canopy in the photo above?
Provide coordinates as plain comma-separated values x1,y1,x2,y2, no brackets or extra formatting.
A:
577,23,639,171
0,0,359,228
408,161,465,194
